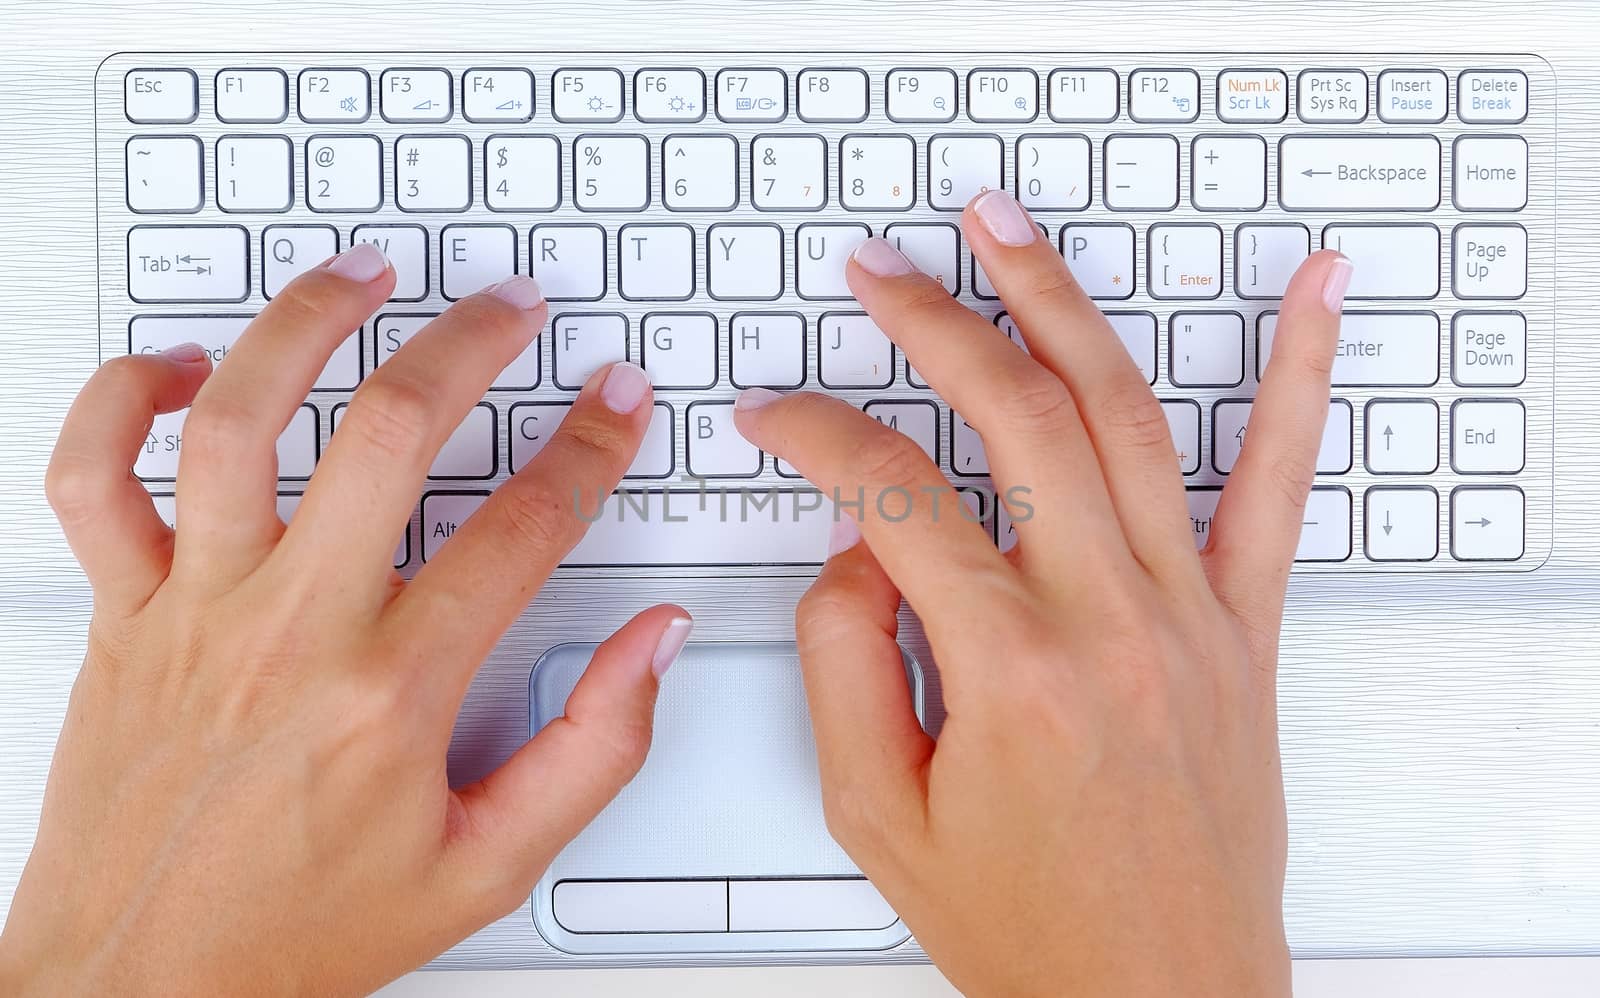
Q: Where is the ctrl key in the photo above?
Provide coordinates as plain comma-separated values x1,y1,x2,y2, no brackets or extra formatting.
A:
1451,486,1525,562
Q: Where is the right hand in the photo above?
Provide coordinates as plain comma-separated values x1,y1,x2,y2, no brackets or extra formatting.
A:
733,189,1350,998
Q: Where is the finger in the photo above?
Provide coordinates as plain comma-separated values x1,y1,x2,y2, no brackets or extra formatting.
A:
389,361,653,692
733,388,1013,639
46,347,213,611
796,518,932,858
965,189,1198,577
1205,250,1352,630
845,237,1126,570
445,605,690,903
174,243,395,579
281,275,546,589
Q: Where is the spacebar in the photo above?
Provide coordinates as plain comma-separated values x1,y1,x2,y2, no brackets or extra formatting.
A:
421,488,833,567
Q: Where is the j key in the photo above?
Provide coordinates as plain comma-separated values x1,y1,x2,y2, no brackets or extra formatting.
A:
664,135,738,210
928,135,1002,210
334,401,495,480
1213,400,1352,475
1104,134,1179,210
1192,135,1266,210
731,312,806,389
1016,135,1090,210
885,222,960,292
798,69,869,123
1296,488,1353,562
687,402,763,477
132,315,359,392
796,223,869,299
1278,136,1440,210
635,68,706,122
396,135,471,211
864,401,938,461
262,224,336,298
1148,224,1222,300
216,136,292,212
140,403,318,482
1365,487,1440,562
375,312,538,390
1365,399,1441,474
306,135,382,212
1322,224,1440,299
510,402,675,478
125,68,198,123
1453,224,1527,299
641,312,718,389
1234,224,1309,299
485,135,562,211
379,68,452,123
352,224,428,300
552,313,630,390
554,68,625,122
716,68,788,123
441,224,517,300
1259,312,1440,387
1129,69,1199,122
707,223,784,300
820,313,894,389
1450,487,1525,561
463,68,534,123
619,224,696,301
530,224,607,300
574,135,650,210
1450,400,1525,474
128,225,248,303
887,69,958,122
215,68,288,123
841,135,915,210
1048,69,1119,122
1059,223,1135,299
967,68,1038,122
298,68,370,123
127,136,203,213
752,135,827,210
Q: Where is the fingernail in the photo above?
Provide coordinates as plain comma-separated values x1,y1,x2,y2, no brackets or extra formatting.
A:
161,342,209,365
735,387,783,411
487,274,545,311
851,237,916,278
600,361,651,415
972,188,1038,247
325,242,388,282
827,516,862,558
1321,257,1355,315
651,616,694,680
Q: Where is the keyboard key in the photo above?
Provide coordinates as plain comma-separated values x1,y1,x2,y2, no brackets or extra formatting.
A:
1048,69,1119,122
1453,224,1527,299
887,69,957,122
126,136,203,213
928,134,1003,210
1103,134,1178,210
554,68,625,122
552,312,629,390
1259,312,1439,387
1296,488,1352,562
1377,69,1448,123
1186,489,1221,549
1365,487,1439,562
715,68,787,122
1458,69,1529,124
298,68,370,123
1016,135,1091,210
215,68,287,123
1148,223,1222,300
306,135,382,212
441,224,516,300
1163,400,1201,475
128,225,248,303
1104,311,1158,384
619,223,696,301
1059,223,1135,299
798,68,869,122
642,312,718,389
1297,69,1368,123
140,402,318,482
731,312,805,389
352,224,428,300
820,313,894,388
1452,311,1526,387
1453,136,1528,211
841,135,915,210
1450,486,1524,561
1278,136,1440,210
484,135,561,211
708,223,784,300
687,402,763,477
1168,311,1243,387
885,222,960,292
752,135,827,210
574,135,650,211
1216,70,1287,123
1365,399,1440,474
530,224,607,300
796,223,869,299
664,135,738,211
262,224,336,298
951,412,988,476
396,135,471,211
1191,135,1265,210
216,136,292,212
634,68,706,122
379,68,453,123
132,315,359,392
1450,399,1525,474
967,68,1038,122
864,401,938,460
1322,224,1440,299
509,402,674,478
375,312,537,390
1129,69,1199,122
1212,400,1351,475
125,68,197,123
335,401,495,480
1234,224,1309,299
729,879,896,933
463,68,534,122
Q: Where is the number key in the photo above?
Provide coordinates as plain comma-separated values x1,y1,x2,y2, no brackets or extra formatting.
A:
840,135,914,210
752,135,826,210
574,135,650,211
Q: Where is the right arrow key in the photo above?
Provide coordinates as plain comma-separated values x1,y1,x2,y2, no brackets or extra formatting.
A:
1450,486,1526,562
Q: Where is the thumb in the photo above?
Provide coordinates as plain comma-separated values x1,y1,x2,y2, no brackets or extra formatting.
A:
445,604,691,898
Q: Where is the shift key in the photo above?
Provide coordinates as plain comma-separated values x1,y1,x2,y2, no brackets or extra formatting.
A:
1279,136,1441,211
128,225,249,302
1258,311,1439,387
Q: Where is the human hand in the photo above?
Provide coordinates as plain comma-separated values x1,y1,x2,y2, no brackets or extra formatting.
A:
734,191,1350,998
0,244,691,997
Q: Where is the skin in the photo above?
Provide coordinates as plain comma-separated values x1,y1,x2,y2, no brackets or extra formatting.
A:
0,192,1345,997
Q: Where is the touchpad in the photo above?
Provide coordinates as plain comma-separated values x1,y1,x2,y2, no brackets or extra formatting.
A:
528,640,923,955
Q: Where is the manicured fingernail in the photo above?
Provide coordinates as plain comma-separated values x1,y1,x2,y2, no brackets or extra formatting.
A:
827,516,862,558
651,616,694,679
161,342,209,365
851,237,916,277
600,361,651,414
487,274,545,310
1322,257,1355,315
325,242,388,282
735,387,783,411
972,188,1038,246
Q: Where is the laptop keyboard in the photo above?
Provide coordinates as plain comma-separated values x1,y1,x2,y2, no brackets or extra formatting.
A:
98,52,1553,573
